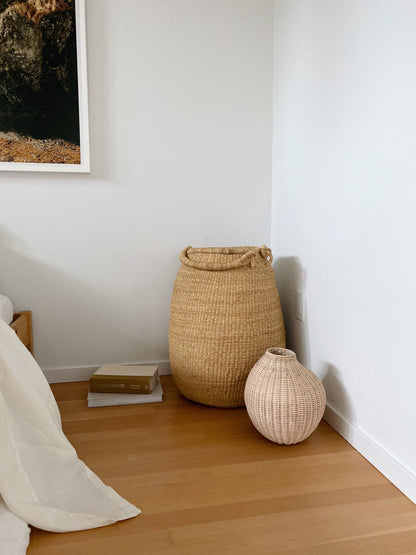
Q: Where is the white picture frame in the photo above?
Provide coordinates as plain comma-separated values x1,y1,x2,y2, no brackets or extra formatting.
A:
0,0,90,173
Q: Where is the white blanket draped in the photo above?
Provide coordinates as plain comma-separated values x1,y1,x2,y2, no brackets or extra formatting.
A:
0,320,140,554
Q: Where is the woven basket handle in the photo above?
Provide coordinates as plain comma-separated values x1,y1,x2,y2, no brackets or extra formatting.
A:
179,245,273,271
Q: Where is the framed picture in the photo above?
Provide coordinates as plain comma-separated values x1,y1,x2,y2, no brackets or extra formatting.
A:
0,0,90,172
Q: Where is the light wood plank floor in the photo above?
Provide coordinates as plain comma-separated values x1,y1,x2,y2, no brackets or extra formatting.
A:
29,376,416,554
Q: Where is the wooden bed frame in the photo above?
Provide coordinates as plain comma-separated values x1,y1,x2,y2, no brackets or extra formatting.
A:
10,311,34,355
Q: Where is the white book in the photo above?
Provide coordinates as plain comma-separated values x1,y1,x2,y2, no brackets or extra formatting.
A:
88,378,163,408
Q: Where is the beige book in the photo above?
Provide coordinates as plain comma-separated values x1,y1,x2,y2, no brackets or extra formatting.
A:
89,365,158,394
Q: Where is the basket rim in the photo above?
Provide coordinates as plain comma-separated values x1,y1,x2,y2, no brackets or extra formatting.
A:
179,245,273,271
266,347,296,358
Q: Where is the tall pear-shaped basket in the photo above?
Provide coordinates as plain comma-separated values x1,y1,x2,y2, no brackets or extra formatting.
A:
169,246,286,407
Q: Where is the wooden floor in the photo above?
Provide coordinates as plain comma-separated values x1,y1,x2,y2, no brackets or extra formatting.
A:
28,376,416,554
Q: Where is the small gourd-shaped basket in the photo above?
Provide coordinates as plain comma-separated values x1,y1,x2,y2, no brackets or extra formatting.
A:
245,347,326,444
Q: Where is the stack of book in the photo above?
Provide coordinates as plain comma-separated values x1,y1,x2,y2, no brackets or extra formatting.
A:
87,364,163,408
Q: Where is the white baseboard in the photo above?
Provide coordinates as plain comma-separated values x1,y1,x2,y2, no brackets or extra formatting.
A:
324,404,416,505
43,360,171,384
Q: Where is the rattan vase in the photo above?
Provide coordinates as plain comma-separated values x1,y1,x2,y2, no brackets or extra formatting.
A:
169,246,286,407
244,348,326,444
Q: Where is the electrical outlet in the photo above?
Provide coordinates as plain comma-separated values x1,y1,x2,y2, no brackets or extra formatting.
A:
296,289,305,321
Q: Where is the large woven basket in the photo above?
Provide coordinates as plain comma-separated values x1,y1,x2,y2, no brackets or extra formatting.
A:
169,246,286,407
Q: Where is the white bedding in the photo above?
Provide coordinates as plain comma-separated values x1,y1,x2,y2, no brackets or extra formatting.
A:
0,319,140,554
0,498,30,555
0,296,13,325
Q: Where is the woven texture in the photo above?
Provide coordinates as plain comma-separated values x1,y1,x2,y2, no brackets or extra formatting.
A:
244,348,326,444
169,246,286,407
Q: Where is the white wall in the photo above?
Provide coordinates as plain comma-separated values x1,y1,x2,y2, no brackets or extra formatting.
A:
0,0,274,371
273,0,416,500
